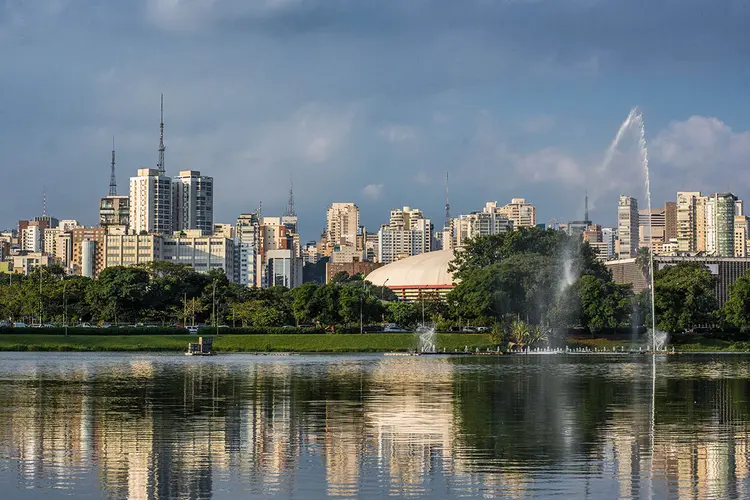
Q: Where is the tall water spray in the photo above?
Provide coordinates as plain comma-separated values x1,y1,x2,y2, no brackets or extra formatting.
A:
602,108,657,351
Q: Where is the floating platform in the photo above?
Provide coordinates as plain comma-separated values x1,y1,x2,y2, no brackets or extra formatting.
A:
186,337,214,356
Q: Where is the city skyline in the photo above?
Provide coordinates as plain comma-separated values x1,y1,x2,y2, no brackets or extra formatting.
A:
2,2,750,242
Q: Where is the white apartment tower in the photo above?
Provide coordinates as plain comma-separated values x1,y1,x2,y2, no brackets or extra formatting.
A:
172,170,214,232
236,212,260,287
453,202,514,248
617,195,639,259
377,207,432,265
129,168,173,234
326,203,359,248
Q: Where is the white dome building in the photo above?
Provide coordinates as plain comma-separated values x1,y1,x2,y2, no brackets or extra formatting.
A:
366,249,457,301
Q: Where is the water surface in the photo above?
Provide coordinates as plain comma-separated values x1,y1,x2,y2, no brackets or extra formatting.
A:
0,353,748,499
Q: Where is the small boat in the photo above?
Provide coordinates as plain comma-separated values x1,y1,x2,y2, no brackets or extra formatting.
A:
186,337,214,356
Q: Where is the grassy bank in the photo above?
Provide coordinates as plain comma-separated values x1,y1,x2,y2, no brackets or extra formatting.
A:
0,334,495,353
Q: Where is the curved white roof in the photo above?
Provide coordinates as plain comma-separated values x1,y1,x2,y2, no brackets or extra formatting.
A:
366,249,457,287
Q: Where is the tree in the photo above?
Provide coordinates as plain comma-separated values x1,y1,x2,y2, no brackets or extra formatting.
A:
387,302,418,327
723,272,750,330
654,263,717,333
289,282,318,325
87,267,150,323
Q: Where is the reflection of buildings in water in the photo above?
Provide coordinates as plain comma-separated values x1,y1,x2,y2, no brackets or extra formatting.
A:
325,401,365,497
365,358,456,496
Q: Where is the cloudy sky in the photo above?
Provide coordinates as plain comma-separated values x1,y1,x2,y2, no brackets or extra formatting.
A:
2,0,750,241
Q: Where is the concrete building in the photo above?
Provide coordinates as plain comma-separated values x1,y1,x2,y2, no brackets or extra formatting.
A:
213,223,235,239
54,231,73,268
236,212,260,287
80,240,96,277
677,192,703,253
172,170,213,233
453,202,513,248
325,261,384,283
162,230,234,278
734,216,749,257
11,252,53,275
21,225,42,252
58,220,80,232
129,168,173,234
499,198,536,228
265,248,302,288
72,227,106,276
325,203,359,250
377,207,433,265
617,195,639,259
104,233,161,268
713,193,737,257
42,228,60,256
99,196,130,230
639,208,666,251
302,242,320,265
664,201,678,242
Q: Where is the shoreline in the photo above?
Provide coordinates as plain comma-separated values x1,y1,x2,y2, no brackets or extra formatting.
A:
0,333,748,354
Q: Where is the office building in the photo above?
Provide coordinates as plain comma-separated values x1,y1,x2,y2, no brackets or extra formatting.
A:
129,168,173,234
172,170,214,232
734,216,749,258
639,208,666,251
21,224,42,252
377,207,432,265
104,233,161,268
713,193,738,257
99,196,130,230
617,195,639,259
213,223,235,239
236,212,260,287
162,230,234,278
664,201,677,242
265,248,302,288
677,192,703,253
11,253,53,275
499,198,536,228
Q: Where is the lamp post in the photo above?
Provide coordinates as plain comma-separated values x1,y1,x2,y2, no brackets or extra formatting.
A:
360,279,364,334
212,281,219,336
63,280,68,336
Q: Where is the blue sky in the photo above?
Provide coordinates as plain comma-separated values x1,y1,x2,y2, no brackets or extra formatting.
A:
2,0,750,241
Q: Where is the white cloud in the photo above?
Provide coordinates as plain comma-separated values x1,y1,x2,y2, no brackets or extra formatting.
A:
514,148,584,185
651,115,750,169
522,114,555,134
379,124,417,143
362,183,384,200
145,0,305,31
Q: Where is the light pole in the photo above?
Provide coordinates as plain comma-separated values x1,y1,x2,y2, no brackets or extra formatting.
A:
63,280,68,336
360,279,364,334
38,265,43,326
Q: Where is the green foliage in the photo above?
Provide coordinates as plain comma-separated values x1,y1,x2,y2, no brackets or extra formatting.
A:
722,271,750,330
653,263,717,333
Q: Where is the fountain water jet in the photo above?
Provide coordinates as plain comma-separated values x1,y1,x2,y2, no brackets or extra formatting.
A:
415,324,437,353
601,108,659,352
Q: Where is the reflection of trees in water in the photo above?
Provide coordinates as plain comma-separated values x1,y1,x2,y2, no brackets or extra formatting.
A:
1,357,750,498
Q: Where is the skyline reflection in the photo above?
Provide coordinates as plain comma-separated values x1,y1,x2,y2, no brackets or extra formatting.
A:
0,354,748,499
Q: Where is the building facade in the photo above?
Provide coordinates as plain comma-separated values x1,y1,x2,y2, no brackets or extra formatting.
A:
162,230,234,278
617,195,639,259
100,195,130,231
104,234,161,268
499,198,536,228
325,203,359,249
172,170,214,233
71,227,106,276
453,202,513,248
129,168,173,234
377,207,432,265
265,248,302,288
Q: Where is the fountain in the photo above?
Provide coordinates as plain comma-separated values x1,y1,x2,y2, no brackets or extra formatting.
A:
415,324,437,353
601,107,663,352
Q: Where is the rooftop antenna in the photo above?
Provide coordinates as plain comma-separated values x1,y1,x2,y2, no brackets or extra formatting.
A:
43,188,47,217
157,94,165,175
286,177,296,217
258,200,263,220
109,136,117,196
444,172,451,229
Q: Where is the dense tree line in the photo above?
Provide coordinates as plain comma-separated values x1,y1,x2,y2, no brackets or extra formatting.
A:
1,228,747,336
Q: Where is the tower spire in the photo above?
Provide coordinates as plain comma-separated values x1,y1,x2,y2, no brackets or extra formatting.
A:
109,136,117,196
286,177,296,217
43,188,47,217
444,172,450,229
157,94,165,175
584,190,589,223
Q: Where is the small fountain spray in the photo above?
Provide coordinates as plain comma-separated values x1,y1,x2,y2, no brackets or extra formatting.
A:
415,324,437,353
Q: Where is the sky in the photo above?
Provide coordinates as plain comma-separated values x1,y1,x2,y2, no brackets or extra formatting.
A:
2,0,750,242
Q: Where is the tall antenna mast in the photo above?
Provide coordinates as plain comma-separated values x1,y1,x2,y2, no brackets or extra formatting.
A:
444,172,451,229
286,177,296,217
157,94,165,175
43,188,47,217
584,190,589,223
109,136,117,196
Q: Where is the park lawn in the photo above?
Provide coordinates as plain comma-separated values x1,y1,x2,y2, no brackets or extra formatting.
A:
565,337,635,350
0,334,494,353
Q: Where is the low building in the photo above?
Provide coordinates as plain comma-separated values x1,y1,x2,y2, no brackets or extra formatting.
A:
366,249,456,302
11,252,54,275
162,230,235,278
104,233,162,268
326,261,384,283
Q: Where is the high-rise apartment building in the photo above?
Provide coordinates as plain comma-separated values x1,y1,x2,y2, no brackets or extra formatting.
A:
377,207,432,265
677,192,702,253
71,227,106,277
172,170,214,232
617,195,639,259
99,196,130,230
265,248,303,288
325,203,359,249
638,208,666,250
499,198,536,229
734,216,749,257
21,225,42,252
236,212,260,287
453,202,513,248
129,168,173,234
713,193,737,257
664,201,677,242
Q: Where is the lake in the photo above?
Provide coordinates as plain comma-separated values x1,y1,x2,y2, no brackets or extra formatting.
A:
0,353,748,499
